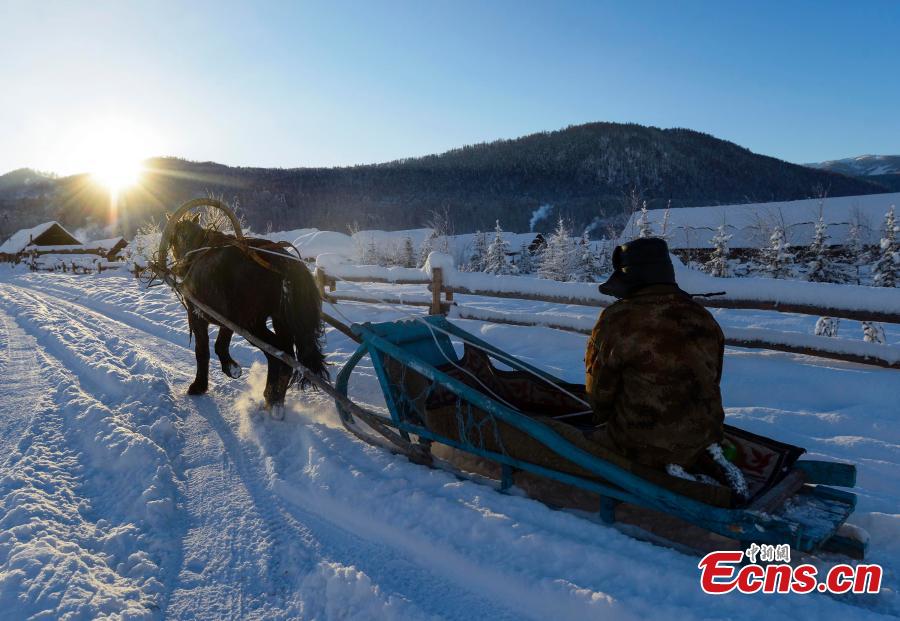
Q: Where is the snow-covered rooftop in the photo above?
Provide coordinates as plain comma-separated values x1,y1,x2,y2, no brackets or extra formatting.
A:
619,192,900,249
0,221,82,254
87,237,127,251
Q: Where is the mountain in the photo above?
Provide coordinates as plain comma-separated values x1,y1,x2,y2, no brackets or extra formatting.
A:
806,154,900,177
806,155,900,192
0,168,57,195
1,122,891,240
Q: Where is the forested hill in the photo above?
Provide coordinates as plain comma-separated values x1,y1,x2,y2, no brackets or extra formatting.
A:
0,122,889,239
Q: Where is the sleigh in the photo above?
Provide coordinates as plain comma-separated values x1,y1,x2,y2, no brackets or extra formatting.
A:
335,315,866,558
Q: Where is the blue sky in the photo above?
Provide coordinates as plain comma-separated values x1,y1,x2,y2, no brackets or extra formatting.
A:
1,0,898,175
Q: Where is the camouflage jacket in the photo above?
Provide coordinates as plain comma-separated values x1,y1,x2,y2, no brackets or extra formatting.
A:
585,284,725,468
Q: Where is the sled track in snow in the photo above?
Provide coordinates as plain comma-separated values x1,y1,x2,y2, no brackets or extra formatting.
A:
0,306,47,468
0,289,184,617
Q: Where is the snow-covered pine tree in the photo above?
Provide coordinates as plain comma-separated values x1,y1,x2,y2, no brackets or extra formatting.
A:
417,230,437,267
872,206,898,288
595,238,613,275
400,236,416,268
845,220,866,285
129,218,162,268
763,225,795,279
538,217,575,281
467,230,488,272
814,317,840,338
636,201,653,238
573,231,604,282
484,220,514,275
704,223,732,277
862,321,886,344
806,215,842,283
516,243,534,274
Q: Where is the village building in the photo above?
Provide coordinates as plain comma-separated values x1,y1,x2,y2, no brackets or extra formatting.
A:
0,221,82,262
617,191,900,262
0,221,128,269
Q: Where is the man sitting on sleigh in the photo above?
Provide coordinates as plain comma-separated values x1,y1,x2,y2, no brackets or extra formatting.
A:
586,237,746,497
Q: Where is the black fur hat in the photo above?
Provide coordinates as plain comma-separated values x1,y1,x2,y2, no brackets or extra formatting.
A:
598,237,677,298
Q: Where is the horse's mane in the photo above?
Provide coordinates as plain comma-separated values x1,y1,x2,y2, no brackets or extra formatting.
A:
202,227,237,246
178,221,254,247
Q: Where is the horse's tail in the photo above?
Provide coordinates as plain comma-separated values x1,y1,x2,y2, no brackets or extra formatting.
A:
279,259,329,387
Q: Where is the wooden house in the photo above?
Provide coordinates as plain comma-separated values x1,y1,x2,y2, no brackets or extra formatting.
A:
0,222,82,262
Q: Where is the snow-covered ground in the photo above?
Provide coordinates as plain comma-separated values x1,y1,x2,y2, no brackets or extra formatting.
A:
0,267,897,620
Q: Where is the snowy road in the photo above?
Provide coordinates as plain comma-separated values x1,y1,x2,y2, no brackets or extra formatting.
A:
0,270,897,620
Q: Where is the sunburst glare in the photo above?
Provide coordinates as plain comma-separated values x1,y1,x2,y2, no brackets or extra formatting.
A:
92,155,142,193
51,118,163,221
85,121,151,194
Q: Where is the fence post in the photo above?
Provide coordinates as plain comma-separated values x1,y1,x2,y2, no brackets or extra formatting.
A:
431,267,443,315
314,267,327,300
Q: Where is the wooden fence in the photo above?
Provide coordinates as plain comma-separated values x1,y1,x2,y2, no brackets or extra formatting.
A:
314,266,900,370
28,259,125,274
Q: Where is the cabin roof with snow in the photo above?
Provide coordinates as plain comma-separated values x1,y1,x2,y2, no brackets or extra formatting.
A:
82,237,128,256
87,237,127,252
0,221,82,254
618,192,900,249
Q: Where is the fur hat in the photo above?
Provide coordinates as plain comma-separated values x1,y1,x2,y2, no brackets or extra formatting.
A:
598,237,677,298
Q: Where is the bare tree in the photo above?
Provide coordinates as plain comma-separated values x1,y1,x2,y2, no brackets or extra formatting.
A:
201,191,246,234
622,186,644,238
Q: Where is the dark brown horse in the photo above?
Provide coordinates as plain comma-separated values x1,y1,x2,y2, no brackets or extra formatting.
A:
170,215,327,418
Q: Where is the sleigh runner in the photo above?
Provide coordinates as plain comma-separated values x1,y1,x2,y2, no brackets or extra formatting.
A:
151,199,866,560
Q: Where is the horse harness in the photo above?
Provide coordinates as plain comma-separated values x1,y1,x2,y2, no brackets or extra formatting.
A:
174,231,305,279
152,229,306,326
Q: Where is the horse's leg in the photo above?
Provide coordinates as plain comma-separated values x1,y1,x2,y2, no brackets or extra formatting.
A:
188,312,210,395
214,327,242,378
252,320,293,420
269,316,297,416
262,353,291,420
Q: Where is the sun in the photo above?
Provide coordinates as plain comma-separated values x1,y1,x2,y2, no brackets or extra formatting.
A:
92,156,143,193
91,157,143,194
74,119,156,194
89,134,145,194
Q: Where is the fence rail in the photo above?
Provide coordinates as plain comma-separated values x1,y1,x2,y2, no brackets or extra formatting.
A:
315,265,900,370
438,282,900,325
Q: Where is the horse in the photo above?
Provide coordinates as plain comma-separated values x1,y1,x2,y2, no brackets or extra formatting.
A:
169,214,327,418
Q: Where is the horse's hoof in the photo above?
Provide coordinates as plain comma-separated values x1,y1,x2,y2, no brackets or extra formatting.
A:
269,403,285,420
223,361,242,379
187,382,208,395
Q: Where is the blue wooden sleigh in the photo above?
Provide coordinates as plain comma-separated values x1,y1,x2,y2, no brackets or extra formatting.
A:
335,315,865,559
